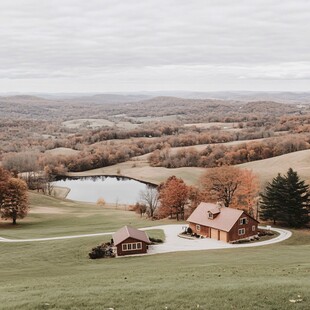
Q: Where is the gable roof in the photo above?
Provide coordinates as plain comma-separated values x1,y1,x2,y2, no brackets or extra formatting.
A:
113,225,151,246
187,202,252,232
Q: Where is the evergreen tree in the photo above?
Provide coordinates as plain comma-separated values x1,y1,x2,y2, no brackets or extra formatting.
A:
260,168,309,227
260,174,285,225
280,168,309,227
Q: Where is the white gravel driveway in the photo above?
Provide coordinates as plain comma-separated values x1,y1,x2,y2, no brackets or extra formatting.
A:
0,225,291,255
143,224,292,254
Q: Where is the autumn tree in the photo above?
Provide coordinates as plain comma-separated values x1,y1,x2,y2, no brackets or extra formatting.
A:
200,166,259,214
0,167,11,207
1,178,29,225
139,186,159,219
187,185,202,217
97,197,106,207
158,176,189,220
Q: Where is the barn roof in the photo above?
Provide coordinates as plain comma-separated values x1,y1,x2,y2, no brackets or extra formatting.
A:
187,202,252,232
113,225,151,246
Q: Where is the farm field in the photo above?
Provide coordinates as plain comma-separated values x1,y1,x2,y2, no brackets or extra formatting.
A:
62,118,140,130
0,192,309,309
45,147,80,157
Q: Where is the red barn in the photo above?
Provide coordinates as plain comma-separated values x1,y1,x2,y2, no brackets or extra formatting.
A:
187,202,259,243
113,225,151,256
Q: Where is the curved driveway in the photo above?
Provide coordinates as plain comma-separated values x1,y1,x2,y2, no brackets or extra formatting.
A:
143,225,292,254
0,225,291,254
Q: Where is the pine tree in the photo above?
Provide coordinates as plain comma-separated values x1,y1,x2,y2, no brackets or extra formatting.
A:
280,168,310,227
260,169,310,227
260,174,285,225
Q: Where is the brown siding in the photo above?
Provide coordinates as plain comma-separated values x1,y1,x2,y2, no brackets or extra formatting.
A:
189,222,210,237
227,213,258,242
116,237,149,256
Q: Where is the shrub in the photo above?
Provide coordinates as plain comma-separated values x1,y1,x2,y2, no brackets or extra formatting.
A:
149,237,163,244
232,239,250,244
187,227,192,234
89,243,115,259
258,229,274,237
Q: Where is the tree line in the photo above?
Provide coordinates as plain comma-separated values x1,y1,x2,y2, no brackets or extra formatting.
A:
134,166,260,221
149,135,309,168
135,167,309,228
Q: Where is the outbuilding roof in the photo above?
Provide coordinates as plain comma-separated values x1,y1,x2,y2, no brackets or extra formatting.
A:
113,225,151,246
187,202,251,232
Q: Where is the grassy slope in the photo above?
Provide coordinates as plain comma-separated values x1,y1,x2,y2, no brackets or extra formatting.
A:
238,149,310,186
69,149,310,188
0,193,309,309
0,192,170,239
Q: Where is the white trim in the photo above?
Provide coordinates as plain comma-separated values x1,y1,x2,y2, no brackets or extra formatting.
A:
252,225,256,231
122,242,143,252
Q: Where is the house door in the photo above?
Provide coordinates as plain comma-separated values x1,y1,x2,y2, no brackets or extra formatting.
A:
219,231,227,242
210,228,218,240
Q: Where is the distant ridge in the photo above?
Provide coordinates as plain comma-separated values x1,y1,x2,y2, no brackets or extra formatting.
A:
1,91,310,104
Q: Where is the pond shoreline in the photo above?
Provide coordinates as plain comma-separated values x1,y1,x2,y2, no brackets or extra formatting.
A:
58,174,158,187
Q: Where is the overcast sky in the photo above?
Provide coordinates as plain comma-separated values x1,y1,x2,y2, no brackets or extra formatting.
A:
0,0,309,93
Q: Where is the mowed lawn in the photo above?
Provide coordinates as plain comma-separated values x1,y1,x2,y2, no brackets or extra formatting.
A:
0,193,309,309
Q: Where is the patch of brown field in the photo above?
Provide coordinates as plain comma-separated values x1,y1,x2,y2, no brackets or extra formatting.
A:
167,138,269,156
184,122,238,129
45,147,80,157
62,118,115,129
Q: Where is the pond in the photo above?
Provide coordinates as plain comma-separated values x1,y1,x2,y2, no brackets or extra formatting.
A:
53,176,153,204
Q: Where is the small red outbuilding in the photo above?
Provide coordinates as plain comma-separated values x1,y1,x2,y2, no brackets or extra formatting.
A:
113,225,151,256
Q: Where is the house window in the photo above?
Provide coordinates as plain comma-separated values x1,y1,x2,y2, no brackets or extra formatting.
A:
238,228,245,235
208,212,213,219
196,224,201,231
122,242,143,251
252,225,256,231
239,217,247,225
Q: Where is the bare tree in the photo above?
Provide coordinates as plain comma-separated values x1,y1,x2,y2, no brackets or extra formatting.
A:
134,202,147,217
139,186,159,219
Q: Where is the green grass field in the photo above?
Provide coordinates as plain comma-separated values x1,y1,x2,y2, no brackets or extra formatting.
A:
0,193,309,309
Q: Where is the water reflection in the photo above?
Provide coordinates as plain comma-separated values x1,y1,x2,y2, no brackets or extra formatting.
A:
53,176,154,204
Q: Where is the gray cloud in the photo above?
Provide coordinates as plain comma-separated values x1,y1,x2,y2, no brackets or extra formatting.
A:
0,0,309,92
